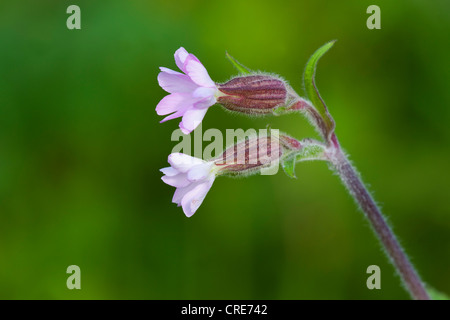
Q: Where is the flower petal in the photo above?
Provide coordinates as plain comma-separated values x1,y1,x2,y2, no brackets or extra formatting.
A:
181,177,215,217
161,173,190,188
160,109,186,123
158,69,199,94
159,67,182,75
168,153,204,173
156,93,196,122
193,87,217,99
194,95,216,109
160,167,179,176
187,163,212,181
175,47,189,73
184,54,215,87
172,183,195,205
179,107,208,134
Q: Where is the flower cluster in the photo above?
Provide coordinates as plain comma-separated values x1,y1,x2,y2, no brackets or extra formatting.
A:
157,47,324,217
156,44,431,302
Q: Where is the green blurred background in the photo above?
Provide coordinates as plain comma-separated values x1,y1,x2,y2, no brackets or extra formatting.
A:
0,0,449,299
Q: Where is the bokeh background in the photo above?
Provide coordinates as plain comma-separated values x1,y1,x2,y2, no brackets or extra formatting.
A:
0,0,449,299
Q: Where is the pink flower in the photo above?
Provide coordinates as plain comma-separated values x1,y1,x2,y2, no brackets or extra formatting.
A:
160,153,216,217
156,48,218,134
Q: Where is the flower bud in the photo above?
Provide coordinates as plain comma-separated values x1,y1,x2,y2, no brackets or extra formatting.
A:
216,75,291,114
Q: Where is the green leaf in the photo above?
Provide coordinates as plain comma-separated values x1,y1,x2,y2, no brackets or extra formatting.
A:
226,52,251,74
295,142,326,161
303,41,336,139
428,287,450,300
282,157,297,178
281,140,326,179
273,106,288,116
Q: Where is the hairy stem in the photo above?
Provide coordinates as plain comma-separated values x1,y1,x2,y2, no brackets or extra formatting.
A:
328,136,430,300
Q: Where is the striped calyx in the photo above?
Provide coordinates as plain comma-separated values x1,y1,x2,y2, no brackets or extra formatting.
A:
213,133,302,176
217,75,288,114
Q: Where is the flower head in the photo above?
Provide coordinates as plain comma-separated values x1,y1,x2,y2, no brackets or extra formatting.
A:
160,153,217,217
157,48,218,134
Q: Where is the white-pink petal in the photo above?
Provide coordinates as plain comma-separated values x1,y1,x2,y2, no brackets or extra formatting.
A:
172,184,192,206
158,69,199,94
156,93,187,116
159,67,182,75
160,109,187,123
179,122,190,135
187,163,212,181
181,177,215,217
193,87,216,99
168,153,204,173
184,55,215,88
161,173,190,188
180,108,208,134
160,167,179,176
194,95,216,109
174,47,189,73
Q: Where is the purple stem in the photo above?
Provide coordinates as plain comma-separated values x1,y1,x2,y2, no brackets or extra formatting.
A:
329,134,430,300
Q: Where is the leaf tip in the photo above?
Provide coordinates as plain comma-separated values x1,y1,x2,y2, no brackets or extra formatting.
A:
225,51,251,74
